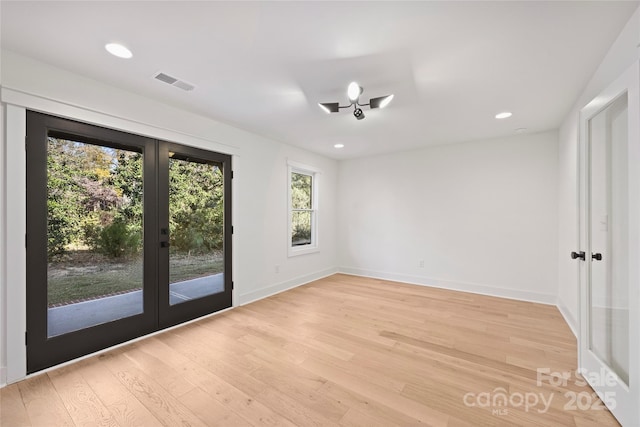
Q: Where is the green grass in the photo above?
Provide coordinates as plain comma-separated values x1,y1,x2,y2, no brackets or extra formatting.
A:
47,251,223,307
169,257,223,284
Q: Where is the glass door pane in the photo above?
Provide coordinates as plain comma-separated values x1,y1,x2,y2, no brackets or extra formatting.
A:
27,111,158,374
168,154,225,305
588,94,629,385
158,141,232,329
27,111,232,373
46,138,144,336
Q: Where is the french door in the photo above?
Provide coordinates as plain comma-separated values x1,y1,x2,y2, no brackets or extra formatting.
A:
157,141,232,328
577,61,639,426
26,111,232,373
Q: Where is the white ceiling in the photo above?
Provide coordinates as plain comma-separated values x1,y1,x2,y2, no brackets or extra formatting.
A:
1,1,638,159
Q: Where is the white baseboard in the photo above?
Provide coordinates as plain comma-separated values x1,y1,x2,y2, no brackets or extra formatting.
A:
556,298,578,339
237,267,339,306
339,267,557,305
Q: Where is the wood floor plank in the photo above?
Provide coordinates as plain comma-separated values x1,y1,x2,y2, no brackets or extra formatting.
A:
76,357,161,427
119,344,197,398
1,274,621,426
156,330,268,399
101,351,208,427
17,374,75,427
339,406,402,427
177,386,249,426
247,356,348,422
147,332,299,427
185,371,298,427
0,383,30,426
299,346,406,393
319,380,422,426
301,355,451,426
229,308,355,361
47,365,118,427
253,386,339,427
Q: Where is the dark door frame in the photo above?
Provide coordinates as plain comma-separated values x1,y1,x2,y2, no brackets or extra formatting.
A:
157,141,233,329
26,111,232,373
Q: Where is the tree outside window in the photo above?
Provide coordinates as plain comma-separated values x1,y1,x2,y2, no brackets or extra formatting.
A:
288,162,319,256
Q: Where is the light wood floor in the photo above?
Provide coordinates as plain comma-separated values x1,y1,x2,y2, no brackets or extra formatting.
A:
1,274,620,426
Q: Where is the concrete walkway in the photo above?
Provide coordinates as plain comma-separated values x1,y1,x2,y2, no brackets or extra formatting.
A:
48,273,224,337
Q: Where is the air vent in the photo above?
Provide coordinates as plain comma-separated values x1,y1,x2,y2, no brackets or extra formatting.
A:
153,72,195,91
173,80,195,91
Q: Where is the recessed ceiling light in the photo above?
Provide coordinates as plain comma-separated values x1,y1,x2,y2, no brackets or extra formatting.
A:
105,43,133,59
334,144,345,149
495,112,512,119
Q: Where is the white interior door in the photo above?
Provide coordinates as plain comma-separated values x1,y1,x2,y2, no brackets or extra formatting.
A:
578,61,639,426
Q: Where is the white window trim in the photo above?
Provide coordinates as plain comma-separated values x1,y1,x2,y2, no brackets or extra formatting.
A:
287,160,320,257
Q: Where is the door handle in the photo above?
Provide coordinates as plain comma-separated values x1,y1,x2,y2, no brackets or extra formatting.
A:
160,241,170,248
571,251,586,261
592,253,603,261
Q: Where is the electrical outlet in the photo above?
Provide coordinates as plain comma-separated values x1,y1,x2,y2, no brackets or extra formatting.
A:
419,260,424,268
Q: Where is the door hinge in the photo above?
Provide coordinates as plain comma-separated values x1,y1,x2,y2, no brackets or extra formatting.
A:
25,331,27,346
231,281,234,290
25,136,27,151
231,170,234,179
231,226,234,234
25,234,27,248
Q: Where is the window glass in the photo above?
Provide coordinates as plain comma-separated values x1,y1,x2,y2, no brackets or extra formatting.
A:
288,164,319,256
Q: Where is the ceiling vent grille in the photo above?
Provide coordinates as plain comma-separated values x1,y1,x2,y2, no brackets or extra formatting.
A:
153,72,195,91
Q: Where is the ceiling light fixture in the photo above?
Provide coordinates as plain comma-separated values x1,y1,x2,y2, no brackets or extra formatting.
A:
319,102,339,113
105,43,133,59
334,143,345,148
370,94,394,109
495,111,512,119
318,82,394,120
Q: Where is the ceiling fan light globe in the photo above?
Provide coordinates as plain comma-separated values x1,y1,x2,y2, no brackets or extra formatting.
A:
347,82,362,102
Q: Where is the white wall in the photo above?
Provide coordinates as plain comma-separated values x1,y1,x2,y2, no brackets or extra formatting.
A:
557,7,640,334
338,131,559,303
0,50,338,384
0,101,5,386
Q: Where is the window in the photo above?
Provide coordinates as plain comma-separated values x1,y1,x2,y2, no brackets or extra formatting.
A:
288,161,319,256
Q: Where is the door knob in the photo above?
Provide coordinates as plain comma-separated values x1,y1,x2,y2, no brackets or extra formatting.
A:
571,251,586,260
592,253,603,261
160,241,170,248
